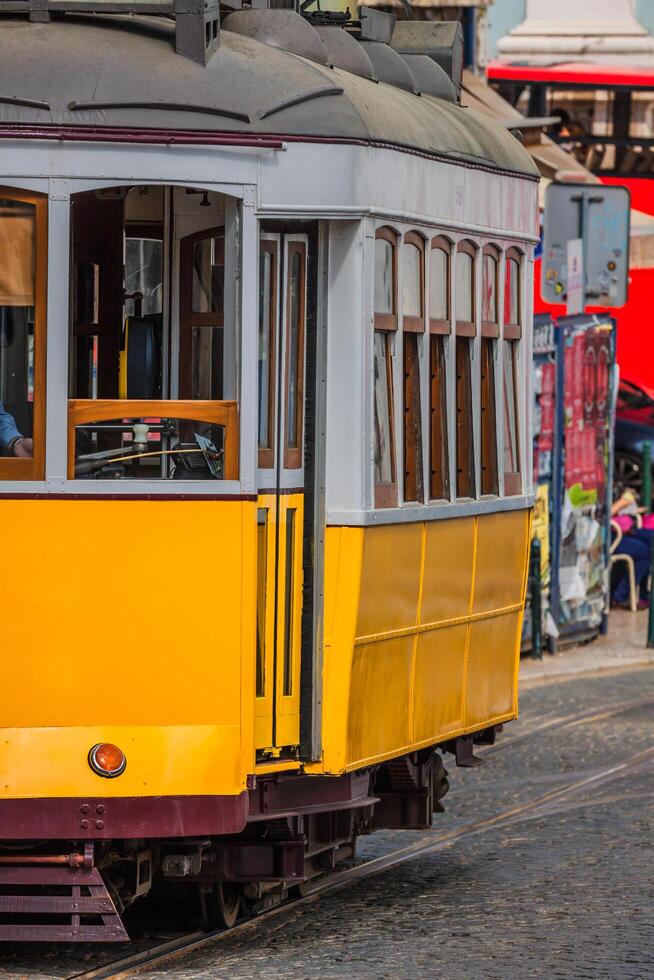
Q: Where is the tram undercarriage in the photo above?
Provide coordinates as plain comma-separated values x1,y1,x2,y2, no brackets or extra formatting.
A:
0,743,472,942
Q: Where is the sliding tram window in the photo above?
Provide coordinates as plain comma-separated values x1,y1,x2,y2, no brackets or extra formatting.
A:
455,240,477,499
258,239,278,469
0,189,47,481
401,232,425,503
284,241,307,470
480,245,499,495
68,186,238,482
503,249,523,495
429,237,451,501
373,227,398,508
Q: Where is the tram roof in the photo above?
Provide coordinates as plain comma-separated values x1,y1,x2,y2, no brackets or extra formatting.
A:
0,15,538,177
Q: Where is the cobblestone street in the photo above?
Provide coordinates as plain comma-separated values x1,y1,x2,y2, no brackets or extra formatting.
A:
0,659,651,979
139,664,654,980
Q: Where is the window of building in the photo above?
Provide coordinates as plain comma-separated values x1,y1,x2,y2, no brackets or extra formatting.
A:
402,233,425,502
0,189,47,481
455,241,477,498
503,248,522,494
258,239,277,469
373,227,398,507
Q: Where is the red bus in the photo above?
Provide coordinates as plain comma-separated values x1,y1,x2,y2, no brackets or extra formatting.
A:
487,61,654,398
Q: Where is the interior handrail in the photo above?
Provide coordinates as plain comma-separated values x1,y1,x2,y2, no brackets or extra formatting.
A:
67,398,239,481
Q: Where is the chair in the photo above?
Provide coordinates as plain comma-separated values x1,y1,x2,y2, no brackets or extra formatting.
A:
609,519,638,612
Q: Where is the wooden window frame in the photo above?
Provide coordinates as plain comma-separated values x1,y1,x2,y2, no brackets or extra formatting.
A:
429,333,450,501
503,340,522,496
480,336,499,496
373,330,398,509
0,187,47,482
429,236,452,336
455,335,476,499
455,239,477,338
481,244,500,339
403,331,424,503
374,226,398,332
179,226,225,401
258,238,278,470
504,247,523,341
283,240,306,470
401,231,425,334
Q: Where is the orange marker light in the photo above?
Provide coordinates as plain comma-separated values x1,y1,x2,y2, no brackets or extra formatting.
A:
88,743,126,778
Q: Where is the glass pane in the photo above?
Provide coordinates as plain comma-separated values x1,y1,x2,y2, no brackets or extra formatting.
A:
125,239,163,316
256,509,268,699
456,337,475,498
0,198,35,458
482,253,497,324
283,509,296,697
456,250,473,324
374,238,393,315
480,337,499,495
429,247,448,321
286,250,303,451
73,414,225,480
503,340,520,480
191,326,222,400
403,332,423,501
373,332,394,486
430,334,449,500
192,237,223,314
505,257,520,325
258,249,273,450
401,242,422,318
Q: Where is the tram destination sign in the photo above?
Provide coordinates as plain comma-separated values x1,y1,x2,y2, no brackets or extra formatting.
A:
541,182,630,310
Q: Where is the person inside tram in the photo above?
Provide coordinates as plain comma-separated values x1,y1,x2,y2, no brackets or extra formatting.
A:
0,402,32,457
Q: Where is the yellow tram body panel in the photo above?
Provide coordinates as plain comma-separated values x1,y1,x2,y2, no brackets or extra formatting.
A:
312,508,531,775
0,498,257,798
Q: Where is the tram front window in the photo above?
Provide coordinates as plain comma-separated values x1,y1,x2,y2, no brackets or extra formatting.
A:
0,198,35,458
68,185,238,481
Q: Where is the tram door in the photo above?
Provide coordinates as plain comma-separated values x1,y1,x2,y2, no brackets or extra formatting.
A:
256,233,308,755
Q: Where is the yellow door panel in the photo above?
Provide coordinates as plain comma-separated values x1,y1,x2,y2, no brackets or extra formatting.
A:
274,495,303,749
356,523,422,638
465,612,521,727
255,496,276,750
473,511,530,613
412,624,467,744
347,636,413,765
421,518,475,624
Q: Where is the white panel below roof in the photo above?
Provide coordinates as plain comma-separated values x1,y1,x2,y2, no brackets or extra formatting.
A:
258,142,539,241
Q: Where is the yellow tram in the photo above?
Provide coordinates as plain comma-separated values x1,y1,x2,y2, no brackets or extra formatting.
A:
0,1,537,940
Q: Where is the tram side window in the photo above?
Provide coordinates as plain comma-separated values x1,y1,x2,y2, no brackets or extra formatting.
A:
402,233,425,503
455,242,476,499
284,242,306,470
0,190,46,480
480,246,500,496
258,241,277,469
68,186,238,482
503,250,523,495
373,227,398,507
429,238,451,501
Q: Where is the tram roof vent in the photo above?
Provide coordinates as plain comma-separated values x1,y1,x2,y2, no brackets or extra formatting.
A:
222,8,329,65
0,0,221,66
390,21,464,100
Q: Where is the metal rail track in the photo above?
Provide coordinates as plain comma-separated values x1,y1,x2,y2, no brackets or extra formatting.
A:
479,693,654,757
69,739,654,980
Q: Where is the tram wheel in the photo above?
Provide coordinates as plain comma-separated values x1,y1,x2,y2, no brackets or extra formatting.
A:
199,882,241,930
